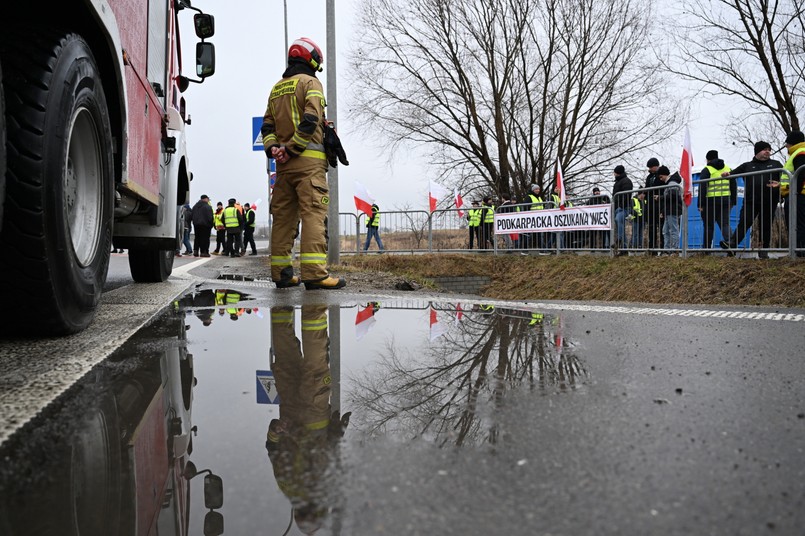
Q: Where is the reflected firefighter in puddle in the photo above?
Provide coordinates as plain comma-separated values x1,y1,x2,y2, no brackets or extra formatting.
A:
266,305,351,534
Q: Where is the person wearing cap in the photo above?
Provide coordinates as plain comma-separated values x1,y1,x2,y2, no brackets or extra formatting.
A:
586,186,611,249
644,157,664,251
223,198,244,257
363,203,385,253
657,166,683,251
612,165,633,252
697,149,736,250
467,200,482,249
212,202,226,254
720,141,783,258
770,130,805,255
190,194,214,257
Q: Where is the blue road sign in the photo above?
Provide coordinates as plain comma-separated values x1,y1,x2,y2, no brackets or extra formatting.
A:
252,116,263,151
256,370,280,404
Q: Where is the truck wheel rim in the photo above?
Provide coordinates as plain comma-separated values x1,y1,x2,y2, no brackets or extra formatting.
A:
65,107,103,267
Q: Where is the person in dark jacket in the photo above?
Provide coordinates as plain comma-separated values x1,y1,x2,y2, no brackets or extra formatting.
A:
698,150,736,250
644,157,664,251
242,203,258,255
612,165,633,250
191,194,214,257
658,166,683,250
586,187,611,249
720,141,782,258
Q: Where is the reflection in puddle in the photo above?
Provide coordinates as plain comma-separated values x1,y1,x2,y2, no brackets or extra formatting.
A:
0,291,587,535
0,305,224,536
347,303,586,446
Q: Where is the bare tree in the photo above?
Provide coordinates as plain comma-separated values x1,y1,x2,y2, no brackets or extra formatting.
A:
347,0,681,200
664,0,803,143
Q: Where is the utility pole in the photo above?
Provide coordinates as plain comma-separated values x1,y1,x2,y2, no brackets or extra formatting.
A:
283,0,288,56
326,0,340,265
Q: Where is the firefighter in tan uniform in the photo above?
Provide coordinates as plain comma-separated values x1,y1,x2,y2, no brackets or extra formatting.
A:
261,37,346,290
266,305,350,533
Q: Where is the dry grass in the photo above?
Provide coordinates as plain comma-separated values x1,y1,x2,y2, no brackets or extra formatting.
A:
339,254,805,308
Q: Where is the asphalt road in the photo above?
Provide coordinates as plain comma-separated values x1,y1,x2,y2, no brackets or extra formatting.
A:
0,253,803,535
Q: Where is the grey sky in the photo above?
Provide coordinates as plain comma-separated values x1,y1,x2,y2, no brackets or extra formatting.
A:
180,0,766,224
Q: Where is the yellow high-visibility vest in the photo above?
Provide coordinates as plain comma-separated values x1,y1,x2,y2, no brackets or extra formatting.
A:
223,206,240,228
483,205,495,223
632,197,643,217
704,165,732,197
780,145,805,196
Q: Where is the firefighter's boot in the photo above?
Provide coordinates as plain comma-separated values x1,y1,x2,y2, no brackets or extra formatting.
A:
274,266,302,289
304,276,346,290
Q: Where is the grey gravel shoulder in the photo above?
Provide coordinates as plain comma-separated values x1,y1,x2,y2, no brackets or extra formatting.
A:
185,254,457,296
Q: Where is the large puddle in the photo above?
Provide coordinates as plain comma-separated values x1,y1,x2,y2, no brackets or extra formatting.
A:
0,289,582,535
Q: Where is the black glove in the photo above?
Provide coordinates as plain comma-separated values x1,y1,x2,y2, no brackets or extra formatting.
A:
323,122,349,167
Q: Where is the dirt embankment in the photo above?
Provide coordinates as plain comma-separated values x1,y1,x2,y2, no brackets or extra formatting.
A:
336,254,805,308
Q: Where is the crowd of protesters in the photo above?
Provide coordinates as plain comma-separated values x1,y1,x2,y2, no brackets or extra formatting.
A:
176,195,259,258
465,131,805,257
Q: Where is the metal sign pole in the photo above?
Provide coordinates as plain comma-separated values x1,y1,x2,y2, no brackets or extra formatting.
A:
326,0,340,266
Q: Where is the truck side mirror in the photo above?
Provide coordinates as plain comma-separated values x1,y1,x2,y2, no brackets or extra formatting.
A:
194,14,215,39
196,42,215,78
204,473,224,509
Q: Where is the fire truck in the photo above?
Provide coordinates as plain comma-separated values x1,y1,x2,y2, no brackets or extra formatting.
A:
0,0,215,335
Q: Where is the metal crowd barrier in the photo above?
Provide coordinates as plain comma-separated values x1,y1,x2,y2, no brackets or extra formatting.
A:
335,166,801,259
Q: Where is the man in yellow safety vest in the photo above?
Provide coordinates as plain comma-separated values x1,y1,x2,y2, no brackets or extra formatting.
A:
697,149,736,250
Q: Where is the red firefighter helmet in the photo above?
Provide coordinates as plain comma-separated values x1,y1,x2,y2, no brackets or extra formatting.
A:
288,37,324,72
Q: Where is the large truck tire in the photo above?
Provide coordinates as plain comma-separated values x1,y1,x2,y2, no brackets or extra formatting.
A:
0,30,113,336
0,59,6,234
128,248,174,282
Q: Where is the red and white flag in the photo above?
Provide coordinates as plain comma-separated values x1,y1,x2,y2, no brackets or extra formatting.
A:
454,188,465,218
355,304,377,341
354,181,376,216
680,126,694,206
429,180,450,213
454,303,464,325
429,307,449,341
555,158,566,209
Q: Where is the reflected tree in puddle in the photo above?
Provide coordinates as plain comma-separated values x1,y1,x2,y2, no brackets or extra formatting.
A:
348,305,587,446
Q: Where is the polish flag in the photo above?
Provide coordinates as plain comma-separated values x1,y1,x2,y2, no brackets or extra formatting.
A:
354,181,376,216
355,304,377,341
429,180,450,212
680,126,694,206
454,188,465,218
555,158,566,209
429,307,449,341
454,303,464,325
